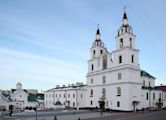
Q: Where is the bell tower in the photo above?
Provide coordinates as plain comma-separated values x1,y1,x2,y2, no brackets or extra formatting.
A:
90,27,107,59
88,26,107,73
113,10,139,68
116,10,136,50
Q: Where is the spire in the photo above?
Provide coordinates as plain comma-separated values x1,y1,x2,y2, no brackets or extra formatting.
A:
92,24,105,48
96,24,101,40
96,28,100,35
123,6,128,19
122,6,128,25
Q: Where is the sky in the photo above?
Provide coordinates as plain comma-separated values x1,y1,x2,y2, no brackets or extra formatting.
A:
0,0,166,91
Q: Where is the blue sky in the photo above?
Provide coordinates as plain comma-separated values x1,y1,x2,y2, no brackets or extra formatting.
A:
0,0,166,91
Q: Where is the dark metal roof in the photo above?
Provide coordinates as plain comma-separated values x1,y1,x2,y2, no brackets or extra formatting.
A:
140,70,156,79
155,86,166,92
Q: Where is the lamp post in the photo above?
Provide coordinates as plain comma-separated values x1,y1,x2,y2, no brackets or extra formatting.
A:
35,101,38,120
36,107,37,120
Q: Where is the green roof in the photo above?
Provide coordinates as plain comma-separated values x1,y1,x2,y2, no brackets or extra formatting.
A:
54,101,62,105
28,94,44,102
140,70,156,79
37,94,44,100
28,94,37,102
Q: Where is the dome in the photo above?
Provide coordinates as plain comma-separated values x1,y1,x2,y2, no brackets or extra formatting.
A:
117,11,133,36
92,28,105,48
16,82,22,89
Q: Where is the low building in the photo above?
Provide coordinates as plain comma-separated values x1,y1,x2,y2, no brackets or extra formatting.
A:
44,83,87,110
0,82,44,111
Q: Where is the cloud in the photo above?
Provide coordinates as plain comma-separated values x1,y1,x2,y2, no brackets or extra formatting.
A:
0,47,85,82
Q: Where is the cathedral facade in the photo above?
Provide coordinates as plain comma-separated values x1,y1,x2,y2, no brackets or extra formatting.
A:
44,11,166,111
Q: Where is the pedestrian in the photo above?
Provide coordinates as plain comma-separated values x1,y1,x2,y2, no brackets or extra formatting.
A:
10,109,12,117
53,115,57,120
142,108,144,114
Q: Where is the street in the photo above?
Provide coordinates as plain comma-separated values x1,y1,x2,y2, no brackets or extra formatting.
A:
0,110,166,120
84,110,166,120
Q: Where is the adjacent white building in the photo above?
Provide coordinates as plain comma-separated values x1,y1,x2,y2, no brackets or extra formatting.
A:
44,11,166,111
0,82,44,111
44,83,87,110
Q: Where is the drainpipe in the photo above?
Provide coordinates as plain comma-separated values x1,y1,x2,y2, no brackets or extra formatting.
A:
76,89,79,110
149,88,151,108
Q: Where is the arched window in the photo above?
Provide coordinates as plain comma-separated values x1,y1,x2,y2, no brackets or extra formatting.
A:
131,55,134,63
117,87,121,96
130,38,132,48
120,38,123,48
119,55,122,63
91,64,94,71
103,54,107,69
93,50,95,57
100,50,103,54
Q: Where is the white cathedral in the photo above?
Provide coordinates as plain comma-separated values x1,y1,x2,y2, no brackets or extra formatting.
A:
44,11,166,111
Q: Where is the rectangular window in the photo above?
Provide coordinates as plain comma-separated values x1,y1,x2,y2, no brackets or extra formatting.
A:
159,93,161,98
153,93,155,100
117,101,120,107
146,92,149,100
102,88,106,95
149,82,151,87
64,94,65,98
90,100,93,106
81,94,83,98
68,94,70,98
73,94,75,98
118,73,122,80
59,94,61,98
91,79,93,84
90,90,93,97
117,87,121,96
131,55,134,63
106,100,108,107
103,76,106,84
143,81,145,87
73,102,75,107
